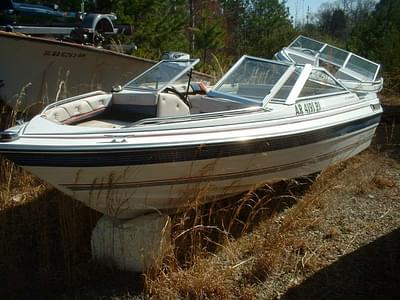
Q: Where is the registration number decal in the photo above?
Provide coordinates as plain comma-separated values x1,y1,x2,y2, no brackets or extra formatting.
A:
43,50,86,58
295,101,322,115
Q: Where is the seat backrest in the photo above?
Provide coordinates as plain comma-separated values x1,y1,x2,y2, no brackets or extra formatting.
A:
157,92,190,118
112,91,158,106
85,94,113,110
43,106,71,123
111,91,158,117
43,94,112,123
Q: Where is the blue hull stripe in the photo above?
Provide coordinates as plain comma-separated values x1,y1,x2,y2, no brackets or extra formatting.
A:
4,115,381,167
62,134,373,191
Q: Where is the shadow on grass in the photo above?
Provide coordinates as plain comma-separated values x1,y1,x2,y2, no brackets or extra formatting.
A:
0,189,144,299
283,228,400,300
375,106,400,160
0,174,316,299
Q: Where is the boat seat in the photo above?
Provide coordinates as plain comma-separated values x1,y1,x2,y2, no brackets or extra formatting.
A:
43,94,112,123
44,106,71,123
157,92,190,117
112,91,158,106
111,91,158,116
62,101,92,117
85,94,112,110
188,94,202,114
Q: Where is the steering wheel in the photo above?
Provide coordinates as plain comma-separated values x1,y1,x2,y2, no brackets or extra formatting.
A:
164,86,192,108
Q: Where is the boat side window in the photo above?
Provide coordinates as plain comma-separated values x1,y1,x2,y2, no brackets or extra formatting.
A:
345,55,378,81
318,60,339,76
299,69,345,98
291,36,324,52
335,69,361,82
320,45,349,66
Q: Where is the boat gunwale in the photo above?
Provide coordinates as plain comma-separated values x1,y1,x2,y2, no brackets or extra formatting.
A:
2,110,382,155
17,95,378,139
1,116,381,169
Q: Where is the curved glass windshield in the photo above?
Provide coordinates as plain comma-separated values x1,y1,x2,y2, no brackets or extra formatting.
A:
287,36,381,82
208,56,290,105
124,59,199,91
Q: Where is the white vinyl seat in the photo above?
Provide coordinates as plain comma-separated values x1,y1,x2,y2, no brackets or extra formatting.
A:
111,91,157,106
62,101,92,117
85,94,112,110
43,94,112,123
157,92,190,117
43,106,71,123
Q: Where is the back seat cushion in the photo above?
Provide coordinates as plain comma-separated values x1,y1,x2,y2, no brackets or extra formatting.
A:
44,107,71,123
43,94,112,123
63,101,92,117
85,94,112,110
112,91,158,117
112,91,157,106
157,93,190,117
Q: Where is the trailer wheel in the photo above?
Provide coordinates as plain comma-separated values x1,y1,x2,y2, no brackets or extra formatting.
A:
92,18,114,45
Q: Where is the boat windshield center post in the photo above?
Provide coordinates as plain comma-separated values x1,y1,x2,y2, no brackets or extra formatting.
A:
262,64,296,107
286,64,313,105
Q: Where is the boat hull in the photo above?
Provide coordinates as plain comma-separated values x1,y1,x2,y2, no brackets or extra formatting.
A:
0,31,155,112
19,124,377,218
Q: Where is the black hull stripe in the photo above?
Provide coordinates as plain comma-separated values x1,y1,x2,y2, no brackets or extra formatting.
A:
5,115,380,167
62,134,373,191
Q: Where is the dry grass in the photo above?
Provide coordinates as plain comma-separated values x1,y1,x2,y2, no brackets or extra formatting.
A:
0,146,398,298
144,150,400,299
0,157,104,297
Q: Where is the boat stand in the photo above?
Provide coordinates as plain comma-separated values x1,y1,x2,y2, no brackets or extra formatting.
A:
91,213,171,272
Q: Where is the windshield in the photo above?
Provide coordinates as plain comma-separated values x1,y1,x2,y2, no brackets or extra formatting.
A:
287,36,380,81
124,59,199,92
208,56,290,105
291,36,325,52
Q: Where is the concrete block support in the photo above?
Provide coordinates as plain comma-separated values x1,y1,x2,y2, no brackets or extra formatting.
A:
91,213,171,272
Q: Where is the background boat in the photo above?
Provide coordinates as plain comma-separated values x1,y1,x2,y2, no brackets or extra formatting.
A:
0,31,155,112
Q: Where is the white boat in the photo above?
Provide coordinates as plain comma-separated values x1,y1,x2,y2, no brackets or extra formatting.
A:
0,56,382,219
274,35,383,94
